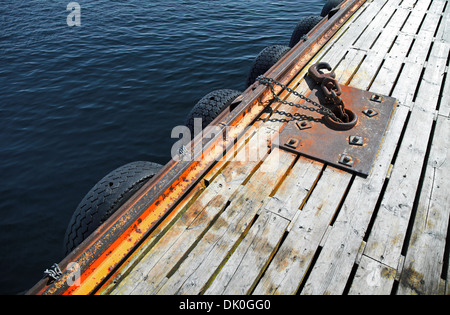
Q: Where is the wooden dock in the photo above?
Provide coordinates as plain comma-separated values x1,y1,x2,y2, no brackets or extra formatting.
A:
29,0,449,296
94,0,449,295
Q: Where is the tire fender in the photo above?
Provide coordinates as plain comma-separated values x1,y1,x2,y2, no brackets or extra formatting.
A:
63,161,162,255
246,45,291,87
289,15,323,48
185,89,242,138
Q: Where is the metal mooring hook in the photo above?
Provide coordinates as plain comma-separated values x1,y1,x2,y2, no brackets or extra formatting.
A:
308,62,355,126
308,62,336,84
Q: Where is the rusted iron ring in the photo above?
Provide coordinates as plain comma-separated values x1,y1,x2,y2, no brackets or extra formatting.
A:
324,108,358,130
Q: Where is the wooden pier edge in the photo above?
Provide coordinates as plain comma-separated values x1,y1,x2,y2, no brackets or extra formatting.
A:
28,0,449,296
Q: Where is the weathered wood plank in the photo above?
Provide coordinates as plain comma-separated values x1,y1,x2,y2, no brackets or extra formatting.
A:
299,105,409,295
399,0,419,9
390,61,422,106
407,35,433,65
155,148,296,294
386,32,415,60
400,2,428,35
103,179,207,294
369,11,410,54
361,43,448,270
253,166,352,295
350,5,411,90
428,0,447,15
106,123,267,294
315,0,391,67
367,31,415,98
311,0,371,63
438,72,450,118
420,12,445,37
203,210,290,295
111,126,277,294
348,255,397,295
349,51,386,90
413,0,433,12
201,156,323,294
262,157,323,221
435,1,450,42
369,56,404,96
363,108,435,269
352,0,403,52
390,3,445,106
398,116,450,295
334,48,367,85
393,36,446,108
413,41,448,113
112,174,238,295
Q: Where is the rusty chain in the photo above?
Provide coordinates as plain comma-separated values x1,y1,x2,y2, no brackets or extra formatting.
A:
256,75,344,123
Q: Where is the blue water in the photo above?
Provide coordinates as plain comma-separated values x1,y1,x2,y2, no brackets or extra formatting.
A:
0,0,327,294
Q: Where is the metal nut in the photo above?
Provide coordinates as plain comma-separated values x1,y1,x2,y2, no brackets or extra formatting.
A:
349,136,364,146
370,94,383,103
285,138,300,149
339,154,354,167
363,108,378,117
296,121,312,130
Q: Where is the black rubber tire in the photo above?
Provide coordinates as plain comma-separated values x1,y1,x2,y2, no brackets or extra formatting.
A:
63,161,163,255
246,45,291,87
185,89,242,138
321,0,343,17
289,15,323,47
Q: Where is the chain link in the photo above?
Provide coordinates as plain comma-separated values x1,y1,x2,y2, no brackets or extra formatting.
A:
44,263,63,282
257,75,343,123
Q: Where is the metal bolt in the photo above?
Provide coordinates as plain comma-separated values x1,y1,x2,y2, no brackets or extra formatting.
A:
349,136,364,146
363,108,378,117
296,121,312,130
339,154,354,167
371,94,383,103
285,138,300,149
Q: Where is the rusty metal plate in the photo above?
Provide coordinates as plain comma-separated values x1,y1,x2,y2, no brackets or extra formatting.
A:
276,85,397,177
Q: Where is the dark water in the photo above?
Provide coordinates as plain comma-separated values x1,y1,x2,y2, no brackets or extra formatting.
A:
0,0,327,294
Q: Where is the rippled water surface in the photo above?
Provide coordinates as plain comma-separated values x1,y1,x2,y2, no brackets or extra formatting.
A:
0,0,327,294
